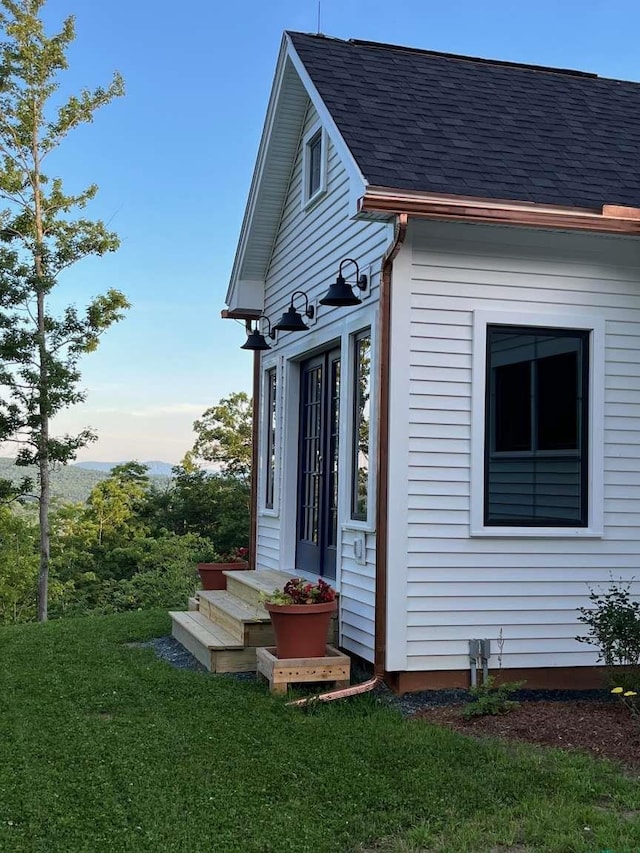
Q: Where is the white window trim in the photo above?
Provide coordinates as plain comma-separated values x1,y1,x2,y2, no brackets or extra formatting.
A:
301,121,327,210
340,309,378,534
470,309,604,538
347,326,374,528
258,355,282,517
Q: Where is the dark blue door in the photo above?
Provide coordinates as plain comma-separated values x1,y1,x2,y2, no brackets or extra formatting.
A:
296,348,340,579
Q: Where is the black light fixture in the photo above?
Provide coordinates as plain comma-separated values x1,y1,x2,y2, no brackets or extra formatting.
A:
319,257,368,307
272,290,315,333
241,316,276,351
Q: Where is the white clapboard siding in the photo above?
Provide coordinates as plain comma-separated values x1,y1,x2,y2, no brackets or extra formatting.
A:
387,218,640,673
256,515,280,571
254,102,389,661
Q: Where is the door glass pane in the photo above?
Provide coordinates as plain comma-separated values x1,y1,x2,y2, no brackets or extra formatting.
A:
328,357,340,548
300,364,322,544
296,348,341,579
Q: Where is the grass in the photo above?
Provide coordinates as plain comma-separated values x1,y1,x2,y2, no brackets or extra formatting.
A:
1,612,639,853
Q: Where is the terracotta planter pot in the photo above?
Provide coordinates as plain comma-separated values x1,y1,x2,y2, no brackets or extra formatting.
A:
264,600,337,659
197,561,249,590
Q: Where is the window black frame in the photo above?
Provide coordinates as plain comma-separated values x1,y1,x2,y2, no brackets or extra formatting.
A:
484,324,590,527
306,130,322,200
264,367,277,510
351,329,371,521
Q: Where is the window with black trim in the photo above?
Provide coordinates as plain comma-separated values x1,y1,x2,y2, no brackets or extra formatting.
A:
265,367,277,509
307,130,322,199
352,330,371,520
485,325,589,526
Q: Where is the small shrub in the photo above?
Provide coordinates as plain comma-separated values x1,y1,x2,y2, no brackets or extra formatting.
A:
576,579,640,691
462,676,524,718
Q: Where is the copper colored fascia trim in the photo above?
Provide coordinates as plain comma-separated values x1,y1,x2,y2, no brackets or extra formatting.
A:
249,351,261,570
360,188,640,235
374,213,408,681
602,204,640,221
221,307,262,321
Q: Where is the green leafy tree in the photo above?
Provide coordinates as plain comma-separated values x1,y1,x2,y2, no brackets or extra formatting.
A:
0,504,38,622
147,463,249,555
0,1,128,620
86,464,150,546
190,392,253,483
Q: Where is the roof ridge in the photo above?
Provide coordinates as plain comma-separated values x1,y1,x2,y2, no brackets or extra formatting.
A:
351,39,599,79
286,31,598,79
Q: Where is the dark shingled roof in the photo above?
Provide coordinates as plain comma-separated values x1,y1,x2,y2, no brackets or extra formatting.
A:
288,32,640,210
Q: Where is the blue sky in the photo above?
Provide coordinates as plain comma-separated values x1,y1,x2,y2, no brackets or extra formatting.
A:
22,0,640,462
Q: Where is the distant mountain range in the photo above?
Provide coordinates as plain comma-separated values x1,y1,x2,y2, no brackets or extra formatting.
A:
74,460,175,477
0,457,173,504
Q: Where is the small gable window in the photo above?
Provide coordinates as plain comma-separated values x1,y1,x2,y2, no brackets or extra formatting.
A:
302,122,326,208
308,132,322,197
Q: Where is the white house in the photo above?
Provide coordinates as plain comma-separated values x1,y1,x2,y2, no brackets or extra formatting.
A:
222,32,640,692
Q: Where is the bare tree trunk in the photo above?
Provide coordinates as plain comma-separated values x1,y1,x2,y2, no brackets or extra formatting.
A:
36,288,50,623
36,467,50,621
33,97,49,623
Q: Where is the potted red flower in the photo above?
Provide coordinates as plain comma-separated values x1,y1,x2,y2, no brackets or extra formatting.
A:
197,547,249,590
262,577,337,659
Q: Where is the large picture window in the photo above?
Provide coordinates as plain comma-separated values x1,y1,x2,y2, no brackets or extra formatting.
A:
485,324,589,527
352,330,371,520
265,367,277,510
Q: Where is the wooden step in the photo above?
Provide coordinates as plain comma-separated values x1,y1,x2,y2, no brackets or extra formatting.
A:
197,590,275,647
169,611,257,673
224,568,295,609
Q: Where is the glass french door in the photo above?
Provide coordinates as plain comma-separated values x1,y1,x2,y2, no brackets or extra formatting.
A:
296,348,340,579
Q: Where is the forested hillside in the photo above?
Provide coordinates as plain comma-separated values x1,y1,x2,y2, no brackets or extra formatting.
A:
0,461,249,624
0,458,171,503
0,457,109,503
0,393,252,624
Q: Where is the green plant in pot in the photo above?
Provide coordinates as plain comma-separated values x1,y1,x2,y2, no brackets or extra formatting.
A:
197,547,249,591
262,577,337,659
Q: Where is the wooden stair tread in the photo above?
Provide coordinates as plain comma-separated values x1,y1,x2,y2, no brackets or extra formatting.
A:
198,590,270,623
169,611,244,650
226,568,294,595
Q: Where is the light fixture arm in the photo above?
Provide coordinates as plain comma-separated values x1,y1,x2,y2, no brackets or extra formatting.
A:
262,315,277,340
338,258,368,291
290,290,315,319
246,315,277,340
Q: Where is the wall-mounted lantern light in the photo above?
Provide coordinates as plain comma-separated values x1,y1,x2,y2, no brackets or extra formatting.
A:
241,316,276,351
319,258,368,307
272,290,315,333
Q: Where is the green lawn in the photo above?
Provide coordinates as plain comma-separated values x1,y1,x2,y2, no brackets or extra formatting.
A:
1,611,639,853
